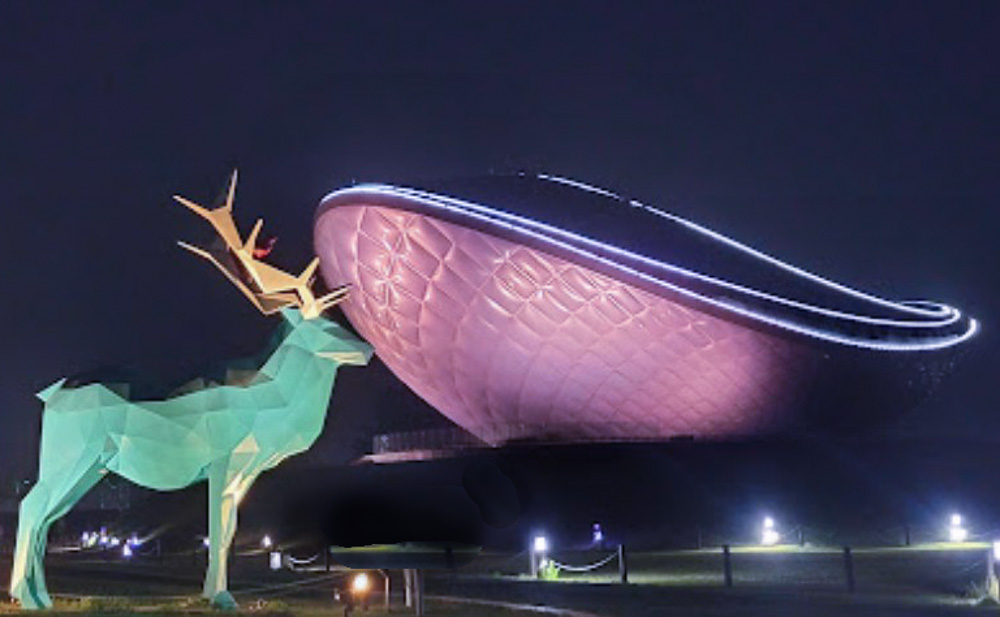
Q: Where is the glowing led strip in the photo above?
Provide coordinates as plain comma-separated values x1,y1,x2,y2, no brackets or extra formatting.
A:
385,184,963,329
320,184,975,349
318,185,977,351
535,173,622,200
355,184,963,330
528,173,950,320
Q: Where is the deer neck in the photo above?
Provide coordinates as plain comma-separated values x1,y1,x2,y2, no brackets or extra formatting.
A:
258,322,337,389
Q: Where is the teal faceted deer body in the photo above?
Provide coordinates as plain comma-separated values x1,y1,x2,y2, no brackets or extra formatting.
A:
9,174,372,609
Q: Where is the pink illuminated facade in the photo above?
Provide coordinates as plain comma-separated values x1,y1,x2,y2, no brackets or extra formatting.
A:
314,175,977,445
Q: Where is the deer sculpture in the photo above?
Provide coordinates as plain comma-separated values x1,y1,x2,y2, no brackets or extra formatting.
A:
9,172,373,610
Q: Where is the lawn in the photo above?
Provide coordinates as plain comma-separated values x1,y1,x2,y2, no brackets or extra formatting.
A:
1,545,996,617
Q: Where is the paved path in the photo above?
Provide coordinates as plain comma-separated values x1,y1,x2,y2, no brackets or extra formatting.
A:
431,594,601,617
428,575,998,617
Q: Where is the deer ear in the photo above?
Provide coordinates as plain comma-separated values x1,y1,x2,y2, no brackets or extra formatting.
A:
37,378,67,403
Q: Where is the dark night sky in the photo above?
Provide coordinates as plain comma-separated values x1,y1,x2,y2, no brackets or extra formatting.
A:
0,1,997,479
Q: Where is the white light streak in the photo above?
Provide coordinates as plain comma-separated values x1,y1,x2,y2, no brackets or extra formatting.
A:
318,181,978,352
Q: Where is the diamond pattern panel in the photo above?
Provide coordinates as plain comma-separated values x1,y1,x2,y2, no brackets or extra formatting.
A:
316,204,820,443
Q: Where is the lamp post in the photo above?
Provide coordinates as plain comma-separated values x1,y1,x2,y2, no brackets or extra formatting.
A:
761,517,780,546
530,534,548,578
948,513,968,543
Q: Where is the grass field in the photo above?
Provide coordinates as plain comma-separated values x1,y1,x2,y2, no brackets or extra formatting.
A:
0,545,997,616
0,597,539,617
464,543,993,594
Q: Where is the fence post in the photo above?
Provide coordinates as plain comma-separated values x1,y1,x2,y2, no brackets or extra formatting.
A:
843,546,856,592
404,568,414,608
618,544,628,584
722,544,733,588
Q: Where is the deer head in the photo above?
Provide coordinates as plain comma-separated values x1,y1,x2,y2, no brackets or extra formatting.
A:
175,170,348,320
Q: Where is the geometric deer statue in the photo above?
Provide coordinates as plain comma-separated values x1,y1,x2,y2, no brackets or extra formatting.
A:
9,172,373,610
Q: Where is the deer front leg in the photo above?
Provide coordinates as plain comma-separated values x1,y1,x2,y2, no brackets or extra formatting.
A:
203,462,258,610
10,461,104,610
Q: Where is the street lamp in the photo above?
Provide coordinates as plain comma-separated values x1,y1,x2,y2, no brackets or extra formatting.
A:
530,534,549,578
948,513,968,543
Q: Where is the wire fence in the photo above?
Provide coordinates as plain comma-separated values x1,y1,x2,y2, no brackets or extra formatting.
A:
467,542,993,597
549,551,619,573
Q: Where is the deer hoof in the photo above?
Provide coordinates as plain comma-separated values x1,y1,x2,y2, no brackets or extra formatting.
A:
210,590,237,610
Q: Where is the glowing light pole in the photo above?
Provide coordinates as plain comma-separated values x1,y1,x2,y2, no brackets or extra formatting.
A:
761,517,780,546
592,523,604,545
530,534,549,578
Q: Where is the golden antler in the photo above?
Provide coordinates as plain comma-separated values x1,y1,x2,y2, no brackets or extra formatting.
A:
176,170,348,319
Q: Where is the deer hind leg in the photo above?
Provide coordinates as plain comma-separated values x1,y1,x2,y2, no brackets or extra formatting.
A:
203,461,260,610
10,459,105,609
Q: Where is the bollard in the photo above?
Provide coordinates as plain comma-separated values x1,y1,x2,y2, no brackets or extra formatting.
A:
384,571,390,611
618,544,628,584
843,546,856,592
722,544,733,588
987,545,999,601
903,524,910,547
404,568,414,608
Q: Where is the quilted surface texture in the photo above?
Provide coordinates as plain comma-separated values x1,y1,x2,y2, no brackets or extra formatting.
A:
316,203,820,444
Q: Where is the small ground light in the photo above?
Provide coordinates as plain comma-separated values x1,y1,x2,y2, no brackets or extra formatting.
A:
261,535,273,548
533,535,548,553
351,572,370,595
122,544,132,558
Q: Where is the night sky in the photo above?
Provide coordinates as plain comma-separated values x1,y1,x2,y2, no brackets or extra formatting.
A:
0,2,997,480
